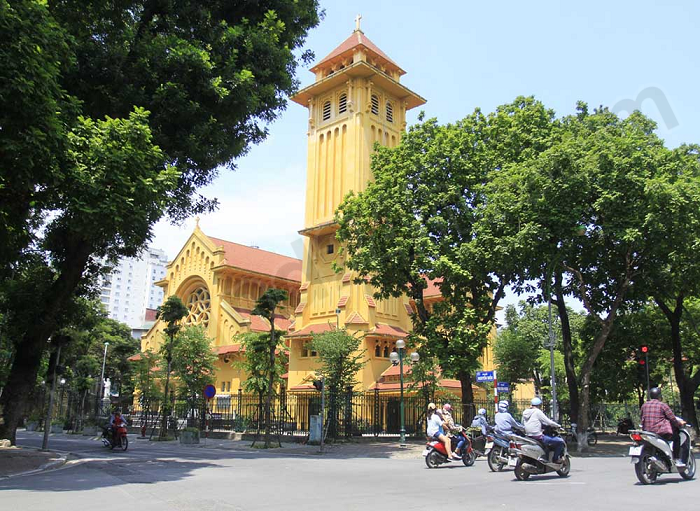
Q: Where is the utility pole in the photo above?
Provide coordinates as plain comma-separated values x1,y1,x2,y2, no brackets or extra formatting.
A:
42,343,62,451
320,375,325,454
96,342,109,415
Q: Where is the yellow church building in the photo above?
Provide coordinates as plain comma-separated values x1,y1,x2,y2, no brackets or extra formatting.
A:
139,24,532,404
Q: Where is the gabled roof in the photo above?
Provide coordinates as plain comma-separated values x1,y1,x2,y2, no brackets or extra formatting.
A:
209,236,302,282
310,30,405,75
286,323,334,338
233,307,292,333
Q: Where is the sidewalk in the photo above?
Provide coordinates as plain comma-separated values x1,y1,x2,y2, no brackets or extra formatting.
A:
0,445,67,478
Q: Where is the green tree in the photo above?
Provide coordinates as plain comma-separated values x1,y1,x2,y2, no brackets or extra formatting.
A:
171,326,217,424
252,288,288,448
0,0,321,443
490,105,700,444
336,97,555,415
309,329,365,439
235,331,288,440
156,295,188,438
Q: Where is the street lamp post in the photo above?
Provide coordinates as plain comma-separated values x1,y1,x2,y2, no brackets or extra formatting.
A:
390,340,419,447
546,283,558,422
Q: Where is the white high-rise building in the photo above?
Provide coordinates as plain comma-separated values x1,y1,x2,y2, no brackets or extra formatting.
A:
99,247,169,336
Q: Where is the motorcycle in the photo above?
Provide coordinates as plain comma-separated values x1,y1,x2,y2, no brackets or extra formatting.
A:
509,427,571,480
629,424,696,484
423,426,477,468
617,417,635,436
101,424,129,451
485,428,523,472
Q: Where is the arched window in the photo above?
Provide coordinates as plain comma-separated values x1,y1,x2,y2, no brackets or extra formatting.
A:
371,94,379,115
338,92,347,114
383,344,389,358
374,342,381,358
185,286,211,327
386,101,394,123
322,100,331,121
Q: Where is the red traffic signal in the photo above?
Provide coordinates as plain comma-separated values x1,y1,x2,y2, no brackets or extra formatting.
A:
638,359,646,366
640,345,649,354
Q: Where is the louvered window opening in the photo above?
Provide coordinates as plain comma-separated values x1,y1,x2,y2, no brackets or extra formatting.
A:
371,94,379,115
386,102,394,123
339,93,347,114
323,100,331,121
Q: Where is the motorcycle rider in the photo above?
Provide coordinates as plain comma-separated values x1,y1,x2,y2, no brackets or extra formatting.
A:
442,403,466,457
522,397,565,464
470,408,489,435
640,387,687,467
427,402,458,461
107,411,127,445
495,400,523,436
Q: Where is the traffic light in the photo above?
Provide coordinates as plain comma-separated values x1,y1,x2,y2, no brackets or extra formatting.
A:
640,345,649,354
312,379,324,392
638,358,646,366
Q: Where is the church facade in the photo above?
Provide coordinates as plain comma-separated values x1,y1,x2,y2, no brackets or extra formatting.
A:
139,25,531,401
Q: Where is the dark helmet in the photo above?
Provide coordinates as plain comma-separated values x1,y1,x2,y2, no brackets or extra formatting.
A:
649,387,662,400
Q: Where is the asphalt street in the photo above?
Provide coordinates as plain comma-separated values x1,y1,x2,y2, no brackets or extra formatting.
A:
1,432,696,511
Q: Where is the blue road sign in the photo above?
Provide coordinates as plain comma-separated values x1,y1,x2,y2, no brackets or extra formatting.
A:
475,371,495,382
496,382,510,392
204,384,217,399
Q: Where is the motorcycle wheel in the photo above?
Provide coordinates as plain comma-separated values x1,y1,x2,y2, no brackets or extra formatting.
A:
120,435,129,452
556,455,571,477
635,451,658,485
462,449,476,467
679,449,695,480
514,459,530,481
587,432,597,446
425,450,442,469
487,446,505,472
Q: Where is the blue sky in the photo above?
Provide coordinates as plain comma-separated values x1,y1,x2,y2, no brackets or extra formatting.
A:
152,0,700,314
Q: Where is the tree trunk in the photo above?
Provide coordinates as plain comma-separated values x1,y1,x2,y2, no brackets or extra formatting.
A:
458,371,475,424
0,240,91,444
554,276,579,424
160,352,172,439
264,323,275,448
654,295,700,429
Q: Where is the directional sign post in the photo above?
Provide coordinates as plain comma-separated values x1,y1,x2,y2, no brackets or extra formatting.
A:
475,371,495,383
496,382,510,393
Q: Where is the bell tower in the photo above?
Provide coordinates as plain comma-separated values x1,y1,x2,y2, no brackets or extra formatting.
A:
288,21,425,389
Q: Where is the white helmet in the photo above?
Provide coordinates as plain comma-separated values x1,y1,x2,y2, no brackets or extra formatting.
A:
531,397,542,406
478,408,486,415
498,401,509,412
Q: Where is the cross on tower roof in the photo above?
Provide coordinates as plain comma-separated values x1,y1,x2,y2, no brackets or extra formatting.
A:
355,14,362,32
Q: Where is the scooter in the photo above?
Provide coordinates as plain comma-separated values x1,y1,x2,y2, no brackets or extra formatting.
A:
101,424,129,451
485,428,522,472
617,417,635,436
509,427,571,480
629,424,696,484
423,426,477,468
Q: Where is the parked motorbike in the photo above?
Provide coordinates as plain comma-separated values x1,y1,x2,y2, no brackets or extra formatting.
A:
509,427,571,480
101,424,129,451
617,417,635,436
629,425,696,484
485,428,523,472
423,426,476,468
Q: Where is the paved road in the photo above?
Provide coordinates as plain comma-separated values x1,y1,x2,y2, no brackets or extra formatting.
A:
2,433,696,511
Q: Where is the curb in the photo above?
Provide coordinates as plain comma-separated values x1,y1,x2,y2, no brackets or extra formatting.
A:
0,450,71,480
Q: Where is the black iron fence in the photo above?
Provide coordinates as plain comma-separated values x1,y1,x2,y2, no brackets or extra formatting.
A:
124,391,545,439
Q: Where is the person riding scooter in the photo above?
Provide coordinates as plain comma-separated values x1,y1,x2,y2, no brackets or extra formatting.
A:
470,408,489,435
427,403,459,461
442,403,466,456
522,397,565,464
641,387,687,467
106,411,127,445
495,400,523,436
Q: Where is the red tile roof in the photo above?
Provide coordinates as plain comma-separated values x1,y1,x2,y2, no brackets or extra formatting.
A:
216,344,243,355
286,323,334,338
365,294,376,308
345,311,367,324
342,273,352,283
299,282,309,291
404,303,415,315
311,31,404,74
337,296,349,308
127,353,142,362
370,323,407,338
233,307,292,333
294,302,306,314
209,236,302,282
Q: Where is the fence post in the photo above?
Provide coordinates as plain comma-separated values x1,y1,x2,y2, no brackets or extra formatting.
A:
237,388,242,418
373,388,380,437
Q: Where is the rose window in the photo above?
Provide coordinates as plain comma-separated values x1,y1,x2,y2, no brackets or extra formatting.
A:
185,287,211,327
